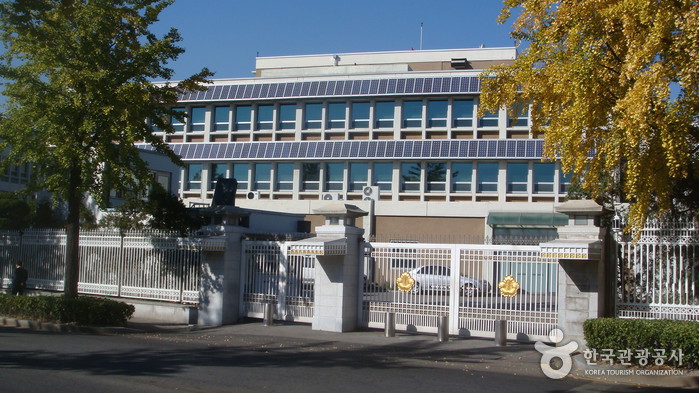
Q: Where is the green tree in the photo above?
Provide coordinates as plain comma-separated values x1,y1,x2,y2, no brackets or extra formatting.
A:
480,0,699,232
0,193,31,229
0,0,212,297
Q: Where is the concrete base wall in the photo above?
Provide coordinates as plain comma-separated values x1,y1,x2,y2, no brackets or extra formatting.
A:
129,301,197,325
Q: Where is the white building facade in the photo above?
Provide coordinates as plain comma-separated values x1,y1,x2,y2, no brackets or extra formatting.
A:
140,48,571,242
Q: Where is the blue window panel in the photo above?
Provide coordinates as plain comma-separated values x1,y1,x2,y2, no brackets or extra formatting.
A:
422,78,432,93
298,143,309,157
366,141,377,157
396,79,406,94
292,82,302,96
250,84,261,98
289,142,300,158
314,81,326,95
299,82,310,96
387,79,397,94
368,80,379,94
326,81,336,96
378,80,388,95
308,82,320,97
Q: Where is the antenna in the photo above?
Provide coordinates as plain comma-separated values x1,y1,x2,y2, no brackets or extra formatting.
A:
420,22,423,50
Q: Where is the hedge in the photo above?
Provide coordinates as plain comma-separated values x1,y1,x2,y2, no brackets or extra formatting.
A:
583,318,699,368
0,294,134,326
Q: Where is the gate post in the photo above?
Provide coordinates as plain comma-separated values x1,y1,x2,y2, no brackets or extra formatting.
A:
540,200,608,348
197,206,249,327
290,203,367,333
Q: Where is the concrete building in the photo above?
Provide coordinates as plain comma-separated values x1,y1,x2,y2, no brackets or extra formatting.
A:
140,48,571,242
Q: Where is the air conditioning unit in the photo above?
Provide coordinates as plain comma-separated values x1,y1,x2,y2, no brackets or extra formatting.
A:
321,192,343,201
362,186,379,201
246,191,260,200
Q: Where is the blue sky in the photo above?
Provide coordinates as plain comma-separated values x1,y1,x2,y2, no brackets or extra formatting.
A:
154,0,518,81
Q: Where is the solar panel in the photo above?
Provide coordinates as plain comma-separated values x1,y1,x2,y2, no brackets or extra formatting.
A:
378,80,388,95
368,80,379,95
359,80,370,94
289,142,300,158
367,141,377,157
259,84,270,98
423,78,432,93
300,82,311,96
387,79,397,94
292,82,302,96
298,142,309,157
349,141,360,157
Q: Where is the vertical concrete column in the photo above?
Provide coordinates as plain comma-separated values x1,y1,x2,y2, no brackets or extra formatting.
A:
303,203,367,333
198,223,246,327
542,200,608,348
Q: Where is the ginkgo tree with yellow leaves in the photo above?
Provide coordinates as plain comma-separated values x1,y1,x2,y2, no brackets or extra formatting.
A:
480,0,699,232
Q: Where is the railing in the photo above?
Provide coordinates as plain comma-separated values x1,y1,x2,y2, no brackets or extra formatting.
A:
0,229,203,304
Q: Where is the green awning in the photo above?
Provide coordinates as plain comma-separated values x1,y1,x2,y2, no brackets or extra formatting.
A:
487,212,568,227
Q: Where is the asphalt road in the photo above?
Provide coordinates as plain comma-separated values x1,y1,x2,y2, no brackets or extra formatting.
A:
0,325,687,393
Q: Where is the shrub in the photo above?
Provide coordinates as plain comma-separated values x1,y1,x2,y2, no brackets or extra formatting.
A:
583,318,699,368
0,294,134,326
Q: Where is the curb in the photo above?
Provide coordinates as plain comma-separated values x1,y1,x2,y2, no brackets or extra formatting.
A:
0,316,141,335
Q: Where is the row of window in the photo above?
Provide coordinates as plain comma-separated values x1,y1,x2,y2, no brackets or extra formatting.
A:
185,161,570,194
164,99,528,133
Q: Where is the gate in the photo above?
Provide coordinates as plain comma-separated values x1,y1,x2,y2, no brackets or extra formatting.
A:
241,240,314,322
615,218,699,320
361,242,558,341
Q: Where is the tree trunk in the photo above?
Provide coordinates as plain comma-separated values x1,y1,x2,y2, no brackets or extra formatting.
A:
64,163,82,298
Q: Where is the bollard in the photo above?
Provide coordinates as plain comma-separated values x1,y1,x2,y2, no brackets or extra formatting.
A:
437,315,449,342
263,302,274,326
494,319,507,346
384,312,396,337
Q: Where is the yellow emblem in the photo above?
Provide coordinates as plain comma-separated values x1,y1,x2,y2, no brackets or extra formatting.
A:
498,275,520,297
396,272,415,292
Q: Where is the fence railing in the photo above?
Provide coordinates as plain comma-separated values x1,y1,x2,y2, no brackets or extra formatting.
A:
0,229,203,304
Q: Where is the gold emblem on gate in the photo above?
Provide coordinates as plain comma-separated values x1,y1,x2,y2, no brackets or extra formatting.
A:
396,272,415,292
498,275,520,297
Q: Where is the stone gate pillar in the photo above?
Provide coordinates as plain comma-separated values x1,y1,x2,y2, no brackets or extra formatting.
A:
197,206,249,326
540,200,608,348
290,203,367,333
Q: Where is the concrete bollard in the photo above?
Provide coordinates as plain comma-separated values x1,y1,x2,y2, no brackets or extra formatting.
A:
437,315,449,342
494,319,507,346
384,312,396,337
263,302,274,326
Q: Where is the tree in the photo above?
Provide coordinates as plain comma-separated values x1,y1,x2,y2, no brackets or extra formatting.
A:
0,0,212,297
480,0,699,232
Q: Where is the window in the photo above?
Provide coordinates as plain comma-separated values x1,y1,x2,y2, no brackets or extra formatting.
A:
171,107,184,132
304,103,322,129
232,163,249,190
351,102,370,128
349,162,368,191
235,105,252,130
427,100,448,128
276,163,293,191
214,106,230,131
451,162,472,192
302,163,320,190
507,162,529,193
453,99,473,127
477,162,498,193
375,101,394,128
479,109,499,127
209,163,227,189
373,162,392,191
402,100,422,128
327,102,346,129
400,162,421,192
426,162,447,192
279,104,296,130
325,163,344,191
533,163,555,193
560,170,572,194
256,104,274,130
254,163,271,190
509,103,529,127
186,164,202,190
190,107,206,132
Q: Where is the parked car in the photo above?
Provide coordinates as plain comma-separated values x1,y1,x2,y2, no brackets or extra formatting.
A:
407,265,491,296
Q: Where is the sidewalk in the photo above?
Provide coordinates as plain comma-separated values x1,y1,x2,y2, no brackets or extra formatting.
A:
3,314,698,390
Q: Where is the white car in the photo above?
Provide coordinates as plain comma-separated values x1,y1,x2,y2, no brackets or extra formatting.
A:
407,265,491,296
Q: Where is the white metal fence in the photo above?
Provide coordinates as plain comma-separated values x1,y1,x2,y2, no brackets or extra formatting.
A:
361,243,559,341
241,240,314,322
0,229,202,304
615,218,699,320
